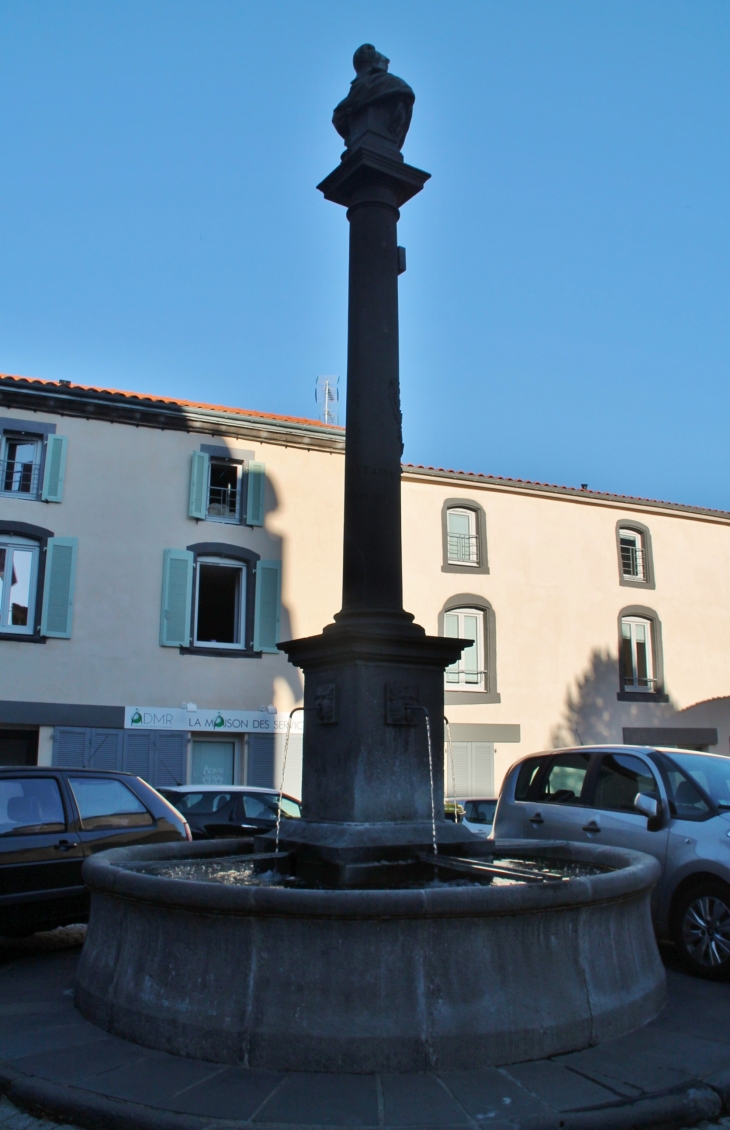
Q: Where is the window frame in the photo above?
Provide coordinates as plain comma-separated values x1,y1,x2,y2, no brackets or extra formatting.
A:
0,419,56,504
193,556,247,651
441,499,489,575
0,522,52,644
183,542,259,658
0,434,44,501
0,536,40,636
444,607,486,692
206,459,244,525
617,605,668,702
440,594,500,704
615,520,655,589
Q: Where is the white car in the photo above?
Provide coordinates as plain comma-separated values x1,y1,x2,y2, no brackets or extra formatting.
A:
460,798,497,838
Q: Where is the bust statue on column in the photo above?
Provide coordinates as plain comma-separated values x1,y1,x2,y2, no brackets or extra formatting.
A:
333,44,415,160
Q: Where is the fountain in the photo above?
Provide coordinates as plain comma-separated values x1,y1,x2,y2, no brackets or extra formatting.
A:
75,44,665,1073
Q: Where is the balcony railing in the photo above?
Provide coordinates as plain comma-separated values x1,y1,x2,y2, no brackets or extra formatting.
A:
620,543,645,580
0,459,40,497
207,485,239,520
447,533,480,565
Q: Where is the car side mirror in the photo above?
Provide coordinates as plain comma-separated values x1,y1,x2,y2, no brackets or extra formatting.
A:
634,792,662,830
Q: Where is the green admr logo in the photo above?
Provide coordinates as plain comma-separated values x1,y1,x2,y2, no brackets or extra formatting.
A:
131,709,142,726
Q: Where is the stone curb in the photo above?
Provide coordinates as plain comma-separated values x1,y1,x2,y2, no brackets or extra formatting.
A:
0,1061,724,1130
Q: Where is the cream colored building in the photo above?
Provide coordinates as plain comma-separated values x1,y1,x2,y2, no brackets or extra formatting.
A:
0,372,728,798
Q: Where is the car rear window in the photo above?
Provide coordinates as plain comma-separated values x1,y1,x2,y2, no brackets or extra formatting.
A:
514,758,548,801
0,778,65,835
163,791,233,815
69,778,153,830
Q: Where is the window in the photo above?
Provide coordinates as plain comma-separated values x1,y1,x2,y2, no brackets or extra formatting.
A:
619,529,645,580
621,616,655,691
0,537,39,634
162,790,234,814
194,558,246,649
594,754,659,812
0,778,65,835
514,757,549,801
447,509,479,565
207,460,242,522
68,778,153,829
536,752,592,805
444,608,484,691
0,435,42,498
663,752,730,819
191,741,236,785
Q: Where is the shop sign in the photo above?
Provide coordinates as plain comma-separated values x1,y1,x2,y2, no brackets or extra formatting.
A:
124,707,303,734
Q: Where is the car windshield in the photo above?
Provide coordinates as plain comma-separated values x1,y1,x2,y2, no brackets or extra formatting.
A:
162,791,233,815
663,752,730,809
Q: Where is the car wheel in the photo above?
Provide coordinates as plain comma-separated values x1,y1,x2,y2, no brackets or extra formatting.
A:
672,881,730,980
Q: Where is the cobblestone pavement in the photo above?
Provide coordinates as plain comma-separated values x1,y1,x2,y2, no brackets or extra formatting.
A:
2,926,730,1130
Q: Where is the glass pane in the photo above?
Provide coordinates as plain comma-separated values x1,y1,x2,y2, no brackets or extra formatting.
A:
448,511,471,536
0,548,5,620
594,754,658,812
622,621,632,639
165,791,233,814
539,753,591,804
9,549,33,627
0,778,65,835
208,462,239,519
243,792,279,819
621,632,634,685
515,758,546,801
196,563,242,644
191,742,235,785
444,614,459,638
636,636,649,686
279,796,301,818
4,440,38,493
665,753,729,813
462,615,479,683
69,778,152,830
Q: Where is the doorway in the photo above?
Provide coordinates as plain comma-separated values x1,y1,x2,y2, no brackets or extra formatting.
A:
0,728,39,767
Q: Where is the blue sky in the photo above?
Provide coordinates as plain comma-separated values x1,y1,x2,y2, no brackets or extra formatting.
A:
1,2,728,508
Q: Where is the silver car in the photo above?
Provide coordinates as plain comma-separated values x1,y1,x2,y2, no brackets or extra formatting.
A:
493,745,730,979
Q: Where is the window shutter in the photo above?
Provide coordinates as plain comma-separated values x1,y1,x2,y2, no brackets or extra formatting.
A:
41,436,68,503
472,743,495,795
188,451,209,520
53,728,88,767
40,537,78,638
153,732,186,786
451,742,470,796
247,734,275,787
123,731,153,781
246,462,266,526
87,730,122,770
253,559,281,652
160,549,193,646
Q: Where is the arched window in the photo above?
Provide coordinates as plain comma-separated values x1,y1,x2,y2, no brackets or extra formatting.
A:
617,605,668,702
440,595,500,704
441,500,489,574
616,521,655,588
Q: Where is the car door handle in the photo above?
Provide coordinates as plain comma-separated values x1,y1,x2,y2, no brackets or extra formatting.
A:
54,839,74,852
529,813,544,825
582,821,601,833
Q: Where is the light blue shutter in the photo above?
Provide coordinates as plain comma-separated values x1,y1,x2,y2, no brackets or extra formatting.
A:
41,435,68,503
160,549,193,646
153,732,186,786
253,560,281,652
123,731,153,780
189,451,209,519
87,730,122,770
53,728,88,767
40,537,78,638
247,734,275,787
246,462,266,526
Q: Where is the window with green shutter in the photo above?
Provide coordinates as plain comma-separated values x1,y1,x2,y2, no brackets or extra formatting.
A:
189,452,210,520
41,435,68,503
160,549,194,647
40,537,78,638
253,559,281,652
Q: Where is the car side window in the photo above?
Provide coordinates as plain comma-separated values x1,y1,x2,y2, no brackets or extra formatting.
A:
465,800,496,824
279,797,301,819
662,765,712,822
68,778,153,830
593,754,659,812
514,758,549,800
536,753,592,805
0,778,66,835
243,794,278,819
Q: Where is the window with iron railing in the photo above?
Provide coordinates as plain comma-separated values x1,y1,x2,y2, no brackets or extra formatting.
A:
207,461,241,522
621,616,656,690
0,437,42,500
444,608,485,691
619,529,646,581
447,508,480,565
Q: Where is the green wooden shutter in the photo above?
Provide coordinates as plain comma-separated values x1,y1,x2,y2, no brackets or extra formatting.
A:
189,451,209,519
160,549,193,646
246,461,266,526
253,559,281,652
41,435,68,502
40,537,78,638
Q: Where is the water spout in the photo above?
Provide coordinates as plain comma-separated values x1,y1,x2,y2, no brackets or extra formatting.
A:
275,707,303,852
411,705,438,856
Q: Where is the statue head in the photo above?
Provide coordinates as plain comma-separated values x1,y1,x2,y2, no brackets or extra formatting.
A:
353,44,390,76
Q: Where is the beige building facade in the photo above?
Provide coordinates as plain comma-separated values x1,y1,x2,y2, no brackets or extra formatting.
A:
0,372,728,799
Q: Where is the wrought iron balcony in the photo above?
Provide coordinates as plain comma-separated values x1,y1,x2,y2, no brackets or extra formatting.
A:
207,485,239,520
620,543,645,580
447,532,480,565
0,459,40,497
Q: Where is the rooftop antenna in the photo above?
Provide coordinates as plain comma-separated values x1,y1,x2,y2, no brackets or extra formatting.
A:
315,375,340,425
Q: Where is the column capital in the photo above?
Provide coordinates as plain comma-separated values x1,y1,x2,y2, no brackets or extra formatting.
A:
317,146,431,209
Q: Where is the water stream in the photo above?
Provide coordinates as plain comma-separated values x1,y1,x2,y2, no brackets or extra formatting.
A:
275,707,302,853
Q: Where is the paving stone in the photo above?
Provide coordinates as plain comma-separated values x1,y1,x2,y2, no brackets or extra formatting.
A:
254,1073,379,1126
10,1035,153,1084
652,971,730,1044
502,1060,618,1111
166,1065,282,1119
381,1074,470,1126
555,1026,730,1093
439,1067,555,1122
80,1050,222,1104
0,1021,105,1062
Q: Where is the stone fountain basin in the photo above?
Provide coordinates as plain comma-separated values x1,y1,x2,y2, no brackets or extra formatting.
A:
75,837,666,1074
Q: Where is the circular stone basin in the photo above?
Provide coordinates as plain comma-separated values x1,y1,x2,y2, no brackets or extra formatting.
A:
75,837,666,1073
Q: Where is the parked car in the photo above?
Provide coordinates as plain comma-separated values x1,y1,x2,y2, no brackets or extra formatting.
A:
0,767,190,938
461,798,498,838
158,785,301,841
493,746,730,979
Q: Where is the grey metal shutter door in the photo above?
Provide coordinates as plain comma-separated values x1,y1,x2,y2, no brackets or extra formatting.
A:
87,730,122,771
153,732,186,787
123,731,153,781
472,743,495,796
53,728,87,768
248,734,275,788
